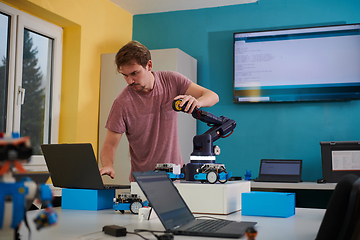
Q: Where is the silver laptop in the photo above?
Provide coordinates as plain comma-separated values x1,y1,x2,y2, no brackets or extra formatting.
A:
253,159,303,183
133,171,256,238
41,143,130,190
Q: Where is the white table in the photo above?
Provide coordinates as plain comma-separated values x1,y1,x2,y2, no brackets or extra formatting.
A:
0,207,326,240
250,181,337,209
251,181,336,190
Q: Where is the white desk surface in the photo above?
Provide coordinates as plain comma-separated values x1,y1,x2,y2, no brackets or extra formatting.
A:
251,181,337,190
49,181,337,197
0,207,326,240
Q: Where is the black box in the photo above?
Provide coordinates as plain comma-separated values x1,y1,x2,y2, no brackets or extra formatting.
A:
320,141,360,183
103,225,127,237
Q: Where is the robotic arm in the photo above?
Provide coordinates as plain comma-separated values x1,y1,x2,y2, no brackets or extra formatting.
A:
172,99,236,183
172,99,236,159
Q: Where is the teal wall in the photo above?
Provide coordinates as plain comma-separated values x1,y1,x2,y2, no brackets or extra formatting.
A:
132,0,360,181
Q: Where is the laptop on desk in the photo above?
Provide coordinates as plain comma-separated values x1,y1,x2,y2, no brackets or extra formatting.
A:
41,143,130,190
133,171,256,239
253,159,303,183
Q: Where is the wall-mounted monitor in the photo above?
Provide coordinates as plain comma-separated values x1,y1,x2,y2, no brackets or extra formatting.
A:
233,23,360,103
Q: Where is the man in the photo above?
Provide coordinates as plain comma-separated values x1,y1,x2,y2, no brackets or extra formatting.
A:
99,41,219,182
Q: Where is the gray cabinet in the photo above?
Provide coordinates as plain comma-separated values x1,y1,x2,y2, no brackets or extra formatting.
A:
98,49,197,185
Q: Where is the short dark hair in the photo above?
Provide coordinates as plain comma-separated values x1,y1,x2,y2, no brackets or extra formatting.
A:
115,41,151,71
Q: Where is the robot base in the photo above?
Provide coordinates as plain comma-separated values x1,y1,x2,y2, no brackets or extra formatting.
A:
186,161,232,184
186,163,205,181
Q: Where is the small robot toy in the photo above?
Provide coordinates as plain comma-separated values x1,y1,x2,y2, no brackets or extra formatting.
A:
0,133,57,239
194,163,232,184
113,193,148,214
154,163,185,180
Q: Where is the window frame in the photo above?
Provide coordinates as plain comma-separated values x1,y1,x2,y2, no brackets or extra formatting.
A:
0,2,63,170
0,3,17,135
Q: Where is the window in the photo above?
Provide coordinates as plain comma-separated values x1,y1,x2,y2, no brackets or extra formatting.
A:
0,11,10,134
0,3,62,170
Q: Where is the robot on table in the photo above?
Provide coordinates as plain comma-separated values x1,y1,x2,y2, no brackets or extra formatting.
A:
154,163,185,180
172,99,236,184
0,133,57,238
113,193,148,214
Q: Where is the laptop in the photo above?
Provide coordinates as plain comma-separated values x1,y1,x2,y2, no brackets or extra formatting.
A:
133,171,257,238
253,159,303,183
41,143,130,190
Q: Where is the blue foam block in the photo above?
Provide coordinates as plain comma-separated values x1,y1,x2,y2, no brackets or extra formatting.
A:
241,191,295,218
61,188,115,210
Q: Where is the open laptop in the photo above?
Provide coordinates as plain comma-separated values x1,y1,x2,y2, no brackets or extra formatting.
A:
133,171,256,238
253,159,302,183
41,143,130,190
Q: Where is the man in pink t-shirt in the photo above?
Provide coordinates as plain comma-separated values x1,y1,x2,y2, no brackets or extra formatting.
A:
99,41,219,182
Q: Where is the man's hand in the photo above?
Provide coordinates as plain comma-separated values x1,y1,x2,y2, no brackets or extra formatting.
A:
176,82,219,114
100,130,122,180
99,165,115,179
174,95,200,114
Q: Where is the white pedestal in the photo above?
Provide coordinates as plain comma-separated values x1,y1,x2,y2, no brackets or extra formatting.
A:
131,180,250,215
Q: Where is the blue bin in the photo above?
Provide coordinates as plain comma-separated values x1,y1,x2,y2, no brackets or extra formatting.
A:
62,188,115,210
241,191,295,218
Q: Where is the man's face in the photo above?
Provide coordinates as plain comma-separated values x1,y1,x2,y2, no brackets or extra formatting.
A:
119,59,153,93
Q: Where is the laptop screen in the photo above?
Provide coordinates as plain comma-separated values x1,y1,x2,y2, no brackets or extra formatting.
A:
260,160,302,175
257,159,303,182
133,171,195,230
41,143,106,189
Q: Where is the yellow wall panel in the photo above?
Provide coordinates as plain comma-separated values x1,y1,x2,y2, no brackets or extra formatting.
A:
1,0,133,155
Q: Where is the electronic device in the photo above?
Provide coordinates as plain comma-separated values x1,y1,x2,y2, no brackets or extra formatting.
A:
233,23,360,103
133,171,256,238
102,225,127,237
320,141,360,183
253,159,302,183
41,143,130,190
317,179,327,184
172,99,235,183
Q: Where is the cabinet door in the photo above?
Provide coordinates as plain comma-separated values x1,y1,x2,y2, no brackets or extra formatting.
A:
150,48,197,164
98,53,131,185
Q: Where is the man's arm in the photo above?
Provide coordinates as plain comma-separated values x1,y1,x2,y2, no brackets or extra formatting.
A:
174,82,219,113
99,129,122,179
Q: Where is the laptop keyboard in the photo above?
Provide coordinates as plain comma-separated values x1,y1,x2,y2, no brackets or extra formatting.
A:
187,219,232,232
254,178,300,183
104,184,130,189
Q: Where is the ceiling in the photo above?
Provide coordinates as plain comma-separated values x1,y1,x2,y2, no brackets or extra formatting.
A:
110,0,258,15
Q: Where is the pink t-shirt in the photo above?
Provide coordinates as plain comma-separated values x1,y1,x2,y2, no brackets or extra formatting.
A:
106,71,192,181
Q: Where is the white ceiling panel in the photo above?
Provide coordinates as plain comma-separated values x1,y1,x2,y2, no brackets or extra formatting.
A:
110,0,258,15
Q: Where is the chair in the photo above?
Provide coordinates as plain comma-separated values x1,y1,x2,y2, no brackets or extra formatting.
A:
315,174,360,240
